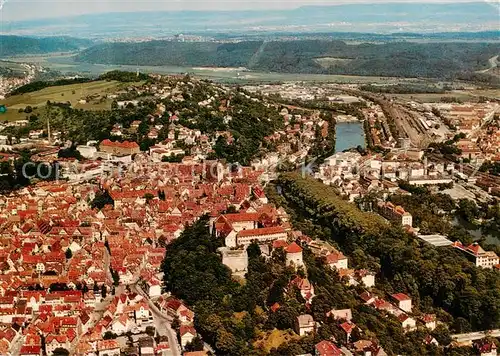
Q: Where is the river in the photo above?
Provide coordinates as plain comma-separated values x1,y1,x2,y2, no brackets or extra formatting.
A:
335,121,365,153
452,217,500,246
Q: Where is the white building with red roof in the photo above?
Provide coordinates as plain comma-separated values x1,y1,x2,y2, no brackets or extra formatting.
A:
179,324,197,348
325,250,348,270
452,241,499,268
289,276,315,304
474,339,498,356
233,226,287,247
45,335,71,355
97,339,120,356
377,201,413,227
20,345,42,356
285,242,304,268
391,293,412,313
420,314,437,330
99,139,140,156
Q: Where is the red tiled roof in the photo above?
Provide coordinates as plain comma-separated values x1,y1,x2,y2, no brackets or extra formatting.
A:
100,139,139,149
222,213,260,223
391,293,411,302
315,340,342,356
179,325,196,337
98,339,120,351
272,240,288,249
285,242,303,254
20,345,41,355
340,321,355,334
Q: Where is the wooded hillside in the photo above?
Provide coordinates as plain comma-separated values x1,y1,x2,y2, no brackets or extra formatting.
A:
75,40,500,80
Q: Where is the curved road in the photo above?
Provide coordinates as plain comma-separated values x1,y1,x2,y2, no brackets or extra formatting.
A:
131,284,182,356
477,55,499,73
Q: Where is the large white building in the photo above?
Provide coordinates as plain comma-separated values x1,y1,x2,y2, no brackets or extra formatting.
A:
452,241,499,269
231,226,287,247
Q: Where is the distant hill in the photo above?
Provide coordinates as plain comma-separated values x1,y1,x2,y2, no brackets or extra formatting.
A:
4,2,499,37
0,36,93,57
75,40,500,80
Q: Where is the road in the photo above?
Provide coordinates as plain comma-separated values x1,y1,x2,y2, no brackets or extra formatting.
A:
104,245,181,356
466,109,498,140
9,333,25,356
131,284,182,356
477,55,499,74
104,248,113,284
452,329,500,343
9,314,40,355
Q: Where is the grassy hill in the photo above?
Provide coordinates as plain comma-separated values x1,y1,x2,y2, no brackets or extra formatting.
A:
0,80,124,122
75,40,499,80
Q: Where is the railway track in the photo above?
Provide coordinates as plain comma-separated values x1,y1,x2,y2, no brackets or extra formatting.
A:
344,89,432,148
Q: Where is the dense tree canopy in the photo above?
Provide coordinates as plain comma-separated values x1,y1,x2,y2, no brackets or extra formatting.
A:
160,207,490,355
274,173,500,332
76,40,500,80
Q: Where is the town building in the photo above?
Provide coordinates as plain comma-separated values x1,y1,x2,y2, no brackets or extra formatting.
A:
474,339,498,356
391,293,412,313
452,242,499,268
326,308,352,322
179,325,197,349
376,201,413,227
315,340,343,356
285,242,304,268
295,314,315,336
99,139,140,156
232,226,287,247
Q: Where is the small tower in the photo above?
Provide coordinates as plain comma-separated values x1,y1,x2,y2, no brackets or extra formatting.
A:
285,242,303,268
46,115,51,145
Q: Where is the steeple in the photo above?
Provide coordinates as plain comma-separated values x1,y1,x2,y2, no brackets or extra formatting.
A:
47,115,51,145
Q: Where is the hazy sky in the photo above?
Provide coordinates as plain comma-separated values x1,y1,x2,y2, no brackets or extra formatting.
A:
1,0,497,21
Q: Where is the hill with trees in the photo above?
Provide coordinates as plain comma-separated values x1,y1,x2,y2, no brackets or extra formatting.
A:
3,75,283,166
75,40,500,80
162,217,460,355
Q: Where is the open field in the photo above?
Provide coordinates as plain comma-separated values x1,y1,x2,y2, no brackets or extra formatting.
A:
7,54,427,85
387,92,476,103
0,60,30,76
253,329,299,353
314,57,353,68
0,80,123,121
387,88,500,103
465,88,500,100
